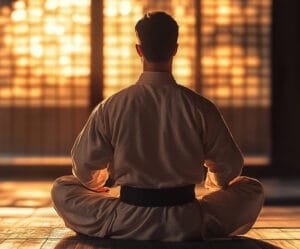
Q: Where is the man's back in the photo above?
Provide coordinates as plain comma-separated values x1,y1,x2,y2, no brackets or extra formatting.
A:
99,71,243,189
104,72,206,188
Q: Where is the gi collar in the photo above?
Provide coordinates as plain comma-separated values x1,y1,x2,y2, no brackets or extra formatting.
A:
136,71,177,86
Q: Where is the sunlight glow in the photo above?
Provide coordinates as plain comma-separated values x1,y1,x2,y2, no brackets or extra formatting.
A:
0,0,90,107
0,0,270,108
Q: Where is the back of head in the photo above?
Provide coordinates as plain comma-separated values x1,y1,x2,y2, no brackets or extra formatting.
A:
135,11,179,63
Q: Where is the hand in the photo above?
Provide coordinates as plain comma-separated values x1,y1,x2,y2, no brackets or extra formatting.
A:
96,186,110,192
204,172,223,191
204,159,217,172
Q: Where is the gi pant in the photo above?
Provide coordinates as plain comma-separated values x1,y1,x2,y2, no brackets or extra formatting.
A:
51,176,264,241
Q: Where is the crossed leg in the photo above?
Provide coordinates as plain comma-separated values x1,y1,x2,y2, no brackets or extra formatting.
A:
51,175,120,237
199,176,265,239
51,175,264,240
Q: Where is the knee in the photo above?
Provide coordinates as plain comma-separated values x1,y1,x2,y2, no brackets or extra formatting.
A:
241,177,264,193
51,175,77,206
230,176,265,203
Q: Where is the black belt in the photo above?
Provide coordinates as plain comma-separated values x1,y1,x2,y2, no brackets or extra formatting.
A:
120,185,196,207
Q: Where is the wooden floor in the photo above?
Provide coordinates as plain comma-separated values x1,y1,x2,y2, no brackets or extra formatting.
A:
0,181,299,249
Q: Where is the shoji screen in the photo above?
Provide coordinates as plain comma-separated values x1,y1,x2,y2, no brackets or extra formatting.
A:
0,0,91,163
0,0,271,164
200,0,271,159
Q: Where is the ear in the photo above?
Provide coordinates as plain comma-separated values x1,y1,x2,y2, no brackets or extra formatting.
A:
135,44,143,57
172,43,178,57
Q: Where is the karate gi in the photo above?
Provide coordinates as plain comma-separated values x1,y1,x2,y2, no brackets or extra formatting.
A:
51,72,264,241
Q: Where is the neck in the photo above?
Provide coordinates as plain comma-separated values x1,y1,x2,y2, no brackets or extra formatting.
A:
143,59,173,73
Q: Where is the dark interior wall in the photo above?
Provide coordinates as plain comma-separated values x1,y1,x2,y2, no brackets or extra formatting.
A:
0,108,89,155
272,0,300,172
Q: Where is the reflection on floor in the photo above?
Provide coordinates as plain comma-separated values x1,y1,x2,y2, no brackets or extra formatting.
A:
0,181,299,249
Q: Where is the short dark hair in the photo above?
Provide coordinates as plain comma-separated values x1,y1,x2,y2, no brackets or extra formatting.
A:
135,11,179,63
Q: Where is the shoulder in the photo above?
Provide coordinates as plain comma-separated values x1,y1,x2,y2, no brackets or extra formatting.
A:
100,84,138,105
109,83,138,99
93,84,143,117
175,84,217,110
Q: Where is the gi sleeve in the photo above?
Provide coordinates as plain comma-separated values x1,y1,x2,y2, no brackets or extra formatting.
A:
71,102,113,191
202,101,244,188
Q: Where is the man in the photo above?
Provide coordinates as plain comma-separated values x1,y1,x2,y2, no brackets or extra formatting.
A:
52,12,264,241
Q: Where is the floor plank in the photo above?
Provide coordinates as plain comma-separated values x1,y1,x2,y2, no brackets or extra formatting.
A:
246,228,293,240
14,216,64,228
47,228,75,239
254,206,300,228
40,239,61,249
16,239,46,249
289,240,300,248
280,229,300,239
0,239,26,249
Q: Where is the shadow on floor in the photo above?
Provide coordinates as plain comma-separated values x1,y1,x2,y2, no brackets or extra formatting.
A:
54,235,281,249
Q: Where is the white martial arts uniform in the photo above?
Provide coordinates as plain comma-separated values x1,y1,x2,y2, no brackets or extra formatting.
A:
52,72,264,241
